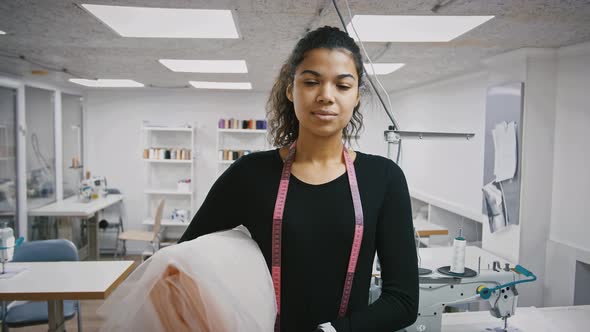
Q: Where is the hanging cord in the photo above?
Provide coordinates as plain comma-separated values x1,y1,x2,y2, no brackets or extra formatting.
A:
333,0,421,267
396,139,402,165
31,133,52,179
0,51,88,79
331,0,399,130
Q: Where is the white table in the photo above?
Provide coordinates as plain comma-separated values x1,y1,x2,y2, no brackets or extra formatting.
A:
142,218,189,227
28,195,124,260
0,260,135,332
442,305,590,331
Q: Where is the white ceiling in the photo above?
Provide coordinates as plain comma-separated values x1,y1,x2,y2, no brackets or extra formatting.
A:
0,0,589,92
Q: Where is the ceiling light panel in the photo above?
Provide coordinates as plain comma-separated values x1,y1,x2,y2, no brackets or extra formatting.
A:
81,4,239,38
69,79,144,87
159,59,248,73
189,81,252,90
364,63,405,75
347,15,494,42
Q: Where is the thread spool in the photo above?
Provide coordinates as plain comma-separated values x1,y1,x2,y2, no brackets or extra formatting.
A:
450,235,466,274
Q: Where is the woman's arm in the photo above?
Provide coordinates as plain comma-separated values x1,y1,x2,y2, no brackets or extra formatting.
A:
332,162,419,331
178,158,249,243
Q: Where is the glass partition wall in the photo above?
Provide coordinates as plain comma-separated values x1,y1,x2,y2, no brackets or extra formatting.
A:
0,86,17,232
25,86,56,240
62,93,83,198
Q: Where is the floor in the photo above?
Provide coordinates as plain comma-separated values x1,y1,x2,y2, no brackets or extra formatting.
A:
7,254,143,332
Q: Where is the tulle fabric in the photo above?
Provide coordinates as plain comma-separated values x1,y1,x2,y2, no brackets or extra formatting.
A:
98,226,276,332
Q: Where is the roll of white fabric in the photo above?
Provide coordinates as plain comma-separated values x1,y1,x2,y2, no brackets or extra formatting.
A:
450,237,466,274
98,226,276,332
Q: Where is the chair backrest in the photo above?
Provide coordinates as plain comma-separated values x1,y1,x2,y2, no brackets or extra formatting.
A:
152,199,166,240
13,239,79,262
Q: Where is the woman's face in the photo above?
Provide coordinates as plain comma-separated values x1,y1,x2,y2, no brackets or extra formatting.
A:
287,48,360,140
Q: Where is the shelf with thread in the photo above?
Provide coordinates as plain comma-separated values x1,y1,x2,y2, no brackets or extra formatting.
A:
142,126,193,132
143,159,192,164
217,129,267,134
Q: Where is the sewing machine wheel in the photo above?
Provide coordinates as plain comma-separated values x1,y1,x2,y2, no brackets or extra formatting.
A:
437,266,477,277
418,268,432,275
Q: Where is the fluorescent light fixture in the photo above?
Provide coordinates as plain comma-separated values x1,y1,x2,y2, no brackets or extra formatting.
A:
159,59,248,73
81,4,239,39
0,30,6,35
69,79,144,88
364,63,405,75
347,15,494,42
189,81,252,90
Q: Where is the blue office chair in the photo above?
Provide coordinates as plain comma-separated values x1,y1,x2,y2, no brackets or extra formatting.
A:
1,239,82,331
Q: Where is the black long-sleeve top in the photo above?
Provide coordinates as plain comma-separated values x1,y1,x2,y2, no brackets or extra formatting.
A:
179,149,418,331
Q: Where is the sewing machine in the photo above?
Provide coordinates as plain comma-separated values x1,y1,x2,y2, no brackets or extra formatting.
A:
78,176,107,201
404,263,536,332
0,224,23,274
370,247,537,332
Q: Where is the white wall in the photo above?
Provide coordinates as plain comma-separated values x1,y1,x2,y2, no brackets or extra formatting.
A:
388,72,487,220
549,42,590,254
84,89,268,252
544,41,590,307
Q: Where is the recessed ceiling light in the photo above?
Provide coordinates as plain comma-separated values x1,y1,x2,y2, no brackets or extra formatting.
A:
189,81,252,90
81,4,239,39
0,30,6,35
159,59,248,73
364,63,405,75
69,79,144,88
347,15,494,42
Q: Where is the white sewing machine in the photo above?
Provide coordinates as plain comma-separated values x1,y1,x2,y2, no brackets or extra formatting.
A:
78,176,107,201
0,224,24,274
370,246,536,332
405,264,532,332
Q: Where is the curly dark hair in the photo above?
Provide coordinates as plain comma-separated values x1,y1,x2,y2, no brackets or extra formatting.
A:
266,26,365,147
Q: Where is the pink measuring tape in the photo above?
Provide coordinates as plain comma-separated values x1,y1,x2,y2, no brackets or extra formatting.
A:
272,141,364,331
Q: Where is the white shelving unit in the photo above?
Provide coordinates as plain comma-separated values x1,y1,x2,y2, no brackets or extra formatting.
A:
216,127,268,174
410,188,483,248
142,124,196,230
143,159,192,164
217,129,267,134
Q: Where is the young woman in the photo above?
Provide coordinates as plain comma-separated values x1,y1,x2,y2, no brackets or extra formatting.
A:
179,26,418,332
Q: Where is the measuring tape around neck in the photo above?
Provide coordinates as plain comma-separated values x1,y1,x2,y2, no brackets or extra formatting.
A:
271,141,364,331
